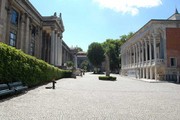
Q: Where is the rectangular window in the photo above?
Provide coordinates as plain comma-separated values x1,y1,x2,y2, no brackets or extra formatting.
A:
9,32,16,47
170,58,177,67
10,9,18,25
30,41,35,56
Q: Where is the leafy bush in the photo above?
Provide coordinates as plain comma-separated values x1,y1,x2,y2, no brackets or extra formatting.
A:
0,42,72,87
99,76,116,81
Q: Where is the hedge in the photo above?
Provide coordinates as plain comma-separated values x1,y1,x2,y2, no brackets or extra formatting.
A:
99,76,116,81
0,42,72,87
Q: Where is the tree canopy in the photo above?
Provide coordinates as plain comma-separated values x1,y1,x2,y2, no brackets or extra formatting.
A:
87,42,105,68
102,39,121,73
102,32,134,73
87,32,134,73
120,32,134,43
76,47,83,52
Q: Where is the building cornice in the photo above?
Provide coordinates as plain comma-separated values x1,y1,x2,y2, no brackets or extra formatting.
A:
121,19,180,50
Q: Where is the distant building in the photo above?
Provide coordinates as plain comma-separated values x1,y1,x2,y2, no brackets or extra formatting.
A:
121,9,180,81
0,0,72,67
76,51,93,71
76,51,88,68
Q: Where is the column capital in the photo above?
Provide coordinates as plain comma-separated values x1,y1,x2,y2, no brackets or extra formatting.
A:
20,12,26,23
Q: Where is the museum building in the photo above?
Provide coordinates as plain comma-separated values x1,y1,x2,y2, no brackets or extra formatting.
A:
121,9,180,80
0,0,72,67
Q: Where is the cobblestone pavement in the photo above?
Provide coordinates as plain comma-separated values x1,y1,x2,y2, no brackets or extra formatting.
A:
0,73,180,120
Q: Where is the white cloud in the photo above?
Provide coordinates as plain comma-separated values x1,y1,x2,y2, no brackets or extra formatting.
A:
93,0,162,16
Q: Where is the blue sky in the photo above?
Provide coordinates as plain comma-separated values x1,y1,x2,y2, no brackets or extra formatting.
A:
29,0,179,51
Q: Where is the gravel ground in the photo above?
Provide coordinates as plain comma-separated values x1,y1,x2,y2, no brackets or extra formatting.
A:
0,73,180,120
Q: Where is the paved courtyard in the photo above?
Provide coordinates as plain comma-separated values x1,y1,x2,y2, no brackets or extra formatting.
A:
0,73,180,120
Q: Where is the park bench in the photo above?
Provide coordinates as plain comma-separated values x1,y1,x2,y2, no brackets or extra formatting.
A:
0,81,28,97
0,83,15,96
8,82,28,93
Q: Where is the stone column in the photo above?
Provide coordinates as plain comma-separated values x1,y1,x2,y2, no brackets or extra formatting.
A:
5,7,11,44
29,24,33,55
135,44,138,64
148,36,152,63
126,49,128,67
128,49,130,67
130,47,132,67
150,67,153,79
127,49,129,67
124,52,126,67
146,67,149,79
54,32,58,66
50,29,55,65
126,50,127,67
139,68,141,78
20,13,25,50
105,54,110,76
124,52,125,68
59,34,63,66
25,16,30,54
48,35,51,63
153,34,157,63
38,27,42,59
154,66,157,80
133,45,135,65
141,41,144,65
57,33,60,66
145,39,148,63
123,52,125,68
138,42,141,65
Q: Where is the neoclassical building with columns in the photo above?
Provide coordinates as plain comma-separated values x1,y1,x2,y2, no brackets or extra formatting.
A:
121,10,180,80
0,0,72,67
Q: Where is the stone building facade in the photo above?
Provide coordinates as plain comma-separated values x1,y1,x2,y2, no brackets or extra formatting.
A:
0,0,72,67
121,10,180,81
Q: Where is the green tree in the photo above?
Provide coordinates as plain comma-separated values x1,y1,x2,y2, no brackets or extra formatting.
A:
87,42,105,73
76,47,83,52
102,39,120,73
102,32,134,73
80,60,89,71
66,61,74,69
120,32,134,43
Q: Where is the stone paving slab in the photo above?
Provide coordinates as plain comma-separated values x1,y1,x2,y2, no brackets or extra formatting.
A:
0,73,180,120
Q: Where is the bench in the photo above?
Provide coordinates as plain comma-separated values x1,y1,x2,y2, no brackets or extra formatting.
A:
8,82,28,93
0,84,15,96
0,81,28,97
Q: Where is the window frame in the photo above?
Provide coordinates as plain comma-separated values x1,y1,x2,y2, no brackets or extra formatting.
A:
10,8,19,25
9,32,17,47
170,57,177,67
30,26,36,56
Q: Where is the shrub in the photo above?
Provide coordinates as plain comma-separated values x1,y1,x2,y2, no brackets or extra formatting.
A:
0,42,72,87
99,76,116,81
